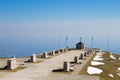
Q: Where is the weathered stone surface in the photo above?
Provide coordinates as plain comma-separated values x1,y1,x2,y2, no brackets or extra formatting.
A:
84,52,87,57
62,48,65,53
43,52,48,58
58,50,61,54
63,61,70,72
87,50,90,55
79,53,84,59
60,48,64,53
7,58,18,70
51,50,55,56
31,54,37,62
64,48,68,52
74,56,79,63
64,48,66,52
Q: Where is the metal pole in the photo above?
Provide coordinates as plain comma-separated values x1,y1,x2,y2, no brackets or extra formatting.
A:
91,37,94,48
107,35,110,52
66,36,68,48
80,37,82,42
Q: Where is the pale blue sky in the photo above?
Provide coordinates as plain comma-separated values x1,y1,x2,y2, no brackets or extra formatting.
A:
0,0,120,52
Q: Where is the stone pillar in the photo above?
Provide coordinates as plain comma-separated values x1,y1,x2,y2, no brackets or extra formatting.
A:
64,48,66,52
31,54,37,62
59,49,61,53
89,49,92,54
84,52,87,57
60,48,64,53
7,58,18,70
63,61,70,72
51,50,55,56
87,50,90,55
43,52,48,58
79,53,84,59
59,49,62,53
64,48,68,52
58,50,60,54
74,56,79,63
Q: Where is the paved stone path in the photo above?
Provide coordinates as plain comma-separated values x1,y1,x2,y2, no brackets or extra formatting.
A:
40,50,99,80
0,50,99,80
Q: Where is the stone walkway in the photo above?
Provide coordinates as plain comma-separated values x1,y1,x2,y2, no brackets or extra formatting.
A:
0,50,99,80
40,50,99,80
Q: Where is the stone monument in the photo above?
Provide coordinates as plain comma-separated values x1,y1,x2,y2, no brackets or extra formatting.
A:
74,56,79,63
43,52,48,58
58,50,61,54
60,48,64,53
51,50,55,56
84,52,87,57
31,54,37,62
7,58,18,70
79,53,84,59
63,61,70,72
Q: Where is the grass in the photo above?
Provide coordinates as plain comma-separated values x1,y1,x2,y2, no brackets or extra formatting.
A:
79,52,96,74
79,51,120,80
96,52,120,80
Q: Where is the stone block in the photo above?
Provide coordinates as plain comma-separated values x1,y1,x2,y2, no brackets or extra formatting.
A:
43,52,48,58
7,58,18,70
74,56,79,63
84,52,87,57
63,61,70,72
57,50,60,54
31,54,37,62
51,50,55,56
79,53,84,59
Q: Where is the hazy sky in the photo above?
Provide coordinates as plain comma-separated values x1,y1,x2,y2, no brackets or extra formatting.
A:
0,0,120,42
